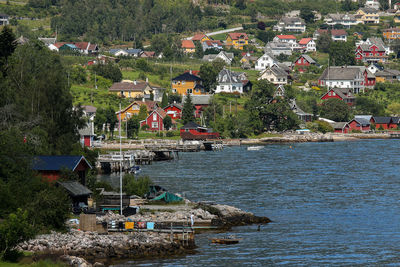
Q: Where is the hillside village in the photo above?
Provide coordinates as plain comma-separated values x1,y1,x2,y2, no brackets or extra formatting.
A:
8,0,399,137
2,0,400,265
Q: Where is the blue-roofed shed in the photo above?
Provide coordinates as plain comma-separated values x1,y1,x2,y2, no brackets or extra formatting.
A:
32,156,92,185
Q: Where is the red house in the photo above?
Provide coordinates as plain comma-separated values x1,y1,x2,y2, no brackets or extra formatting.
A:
332,122,350,133
163,103,183,120
347,118,371,132
355,43,387,63
370,117,398,130
320,88,355,106
180,122,220,140
141,107,176,131
32,156,92,184
293,54,316,72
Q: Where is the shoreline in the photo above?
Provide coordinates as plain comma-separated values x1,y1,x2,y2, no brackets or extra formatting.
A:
19,202,270,266
97,133,393,150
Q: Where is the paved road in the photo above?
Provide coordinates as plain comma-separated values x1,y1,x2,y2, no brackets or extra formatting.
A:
185,26,243,40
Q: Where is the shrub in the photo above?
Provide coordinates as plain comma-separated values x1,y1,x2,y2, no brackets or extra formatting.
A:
123,175,152,197
0,209,35,261
166,131,174,137
141,124,149,131
351,129,362,133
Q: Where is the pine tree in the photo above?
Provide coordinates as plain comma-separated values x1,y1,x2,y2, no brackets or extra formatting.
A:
161,91,168,108
182,94,195,125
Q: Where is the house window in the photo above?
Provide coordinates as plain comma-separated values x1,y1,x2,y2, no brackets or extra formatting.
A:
187,89,192,94
270,78,274,82
221,86,224,90
152,122,158,128
333,92,336,96
153,113,157,121
172,89,177,93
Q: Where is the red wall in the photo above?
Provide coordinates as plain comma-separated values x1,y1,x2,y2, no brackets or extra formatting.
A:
83,136,91,147
164,106,182,119
321,90,343,101
141,112,164,131
348,120,370,132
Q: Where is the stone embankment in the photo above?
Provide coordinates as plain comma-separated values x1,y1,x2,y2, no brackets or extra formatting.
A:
19,230,192,265
97,202,271,229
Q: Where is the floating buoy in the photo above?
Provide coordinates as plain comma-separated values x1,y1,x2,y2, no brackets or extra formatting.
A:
289,146,292,149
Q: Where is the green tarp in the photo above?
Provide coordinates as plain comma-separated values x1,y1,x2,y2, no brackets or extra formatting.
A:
152,192,183,203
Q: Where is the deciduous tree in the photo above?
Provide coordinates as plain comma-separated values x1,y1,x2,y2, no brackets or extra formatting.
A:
319,98,351,122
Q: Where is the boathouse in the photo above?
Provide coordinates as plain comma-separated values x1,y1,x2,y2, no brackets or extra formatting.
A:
32,155,92,185
57,181,92,210
140,107,176,131
347,118,371,132
180,122,220,140
370,116,397,129
163,103,183,120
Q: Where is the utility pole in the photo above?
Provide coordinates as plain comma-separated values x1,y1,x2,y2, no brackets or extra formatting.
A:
119,94,123,215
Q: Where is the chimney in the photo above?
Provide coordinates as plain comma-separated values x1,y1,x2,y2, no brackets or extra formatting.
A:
134,80,137,85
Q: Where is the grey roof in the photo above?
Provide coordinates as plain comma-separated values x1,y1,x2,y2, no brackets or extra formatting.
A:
217,68,244,84
182,95,211,105
126,49,142,55
289,99,312,116
372,116,392,124
38,37,56,45
392,117,400,124
271,64,289,77
82,105,97,113
266,42,291,50
355,115,372,121
78,123,94,136
280,17,305,25
331,122,348,129
58,181,92,197
300,54,316,64
353,118,370,126
360,7,378,13
326,13,357,21
319,66,363,80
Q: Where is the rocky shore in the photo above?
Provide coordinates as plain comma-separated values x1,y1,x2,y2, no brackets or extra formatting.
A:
19,202,270,266
19,230,193,266
99,132,392,150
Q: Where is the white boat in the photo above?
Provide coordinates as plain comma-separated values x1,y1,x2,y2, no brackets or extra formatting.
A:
247,146,264,151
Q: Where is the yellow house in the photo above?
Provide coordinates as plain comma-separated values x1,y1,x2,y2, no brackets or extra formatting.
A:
181,40,195,53
383,27,400,40
116,100,158,121
394,11,400,23
109,80,152,99
192,33,211,43
225,32,249,50
172,71,206,95
355,8,380,24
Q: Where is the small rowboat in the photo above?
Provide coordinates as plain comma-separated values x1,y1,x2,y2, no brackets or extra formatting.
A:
247,146,264,151
211,237,241,244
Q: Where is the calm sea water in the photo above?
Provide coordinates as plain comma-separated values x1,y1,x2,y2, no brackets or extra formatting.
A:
108,139,400,266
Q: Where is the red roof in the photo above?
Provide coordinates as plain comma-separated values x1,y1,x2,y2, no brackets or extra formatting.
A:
181,40,195,49
54,42,67,48
184,70,200,76
204,40,222,46
298,38,312,45
228,32,248,40
276,35,296,40
331,29,347,36
192,34,209,41
74,42,89,50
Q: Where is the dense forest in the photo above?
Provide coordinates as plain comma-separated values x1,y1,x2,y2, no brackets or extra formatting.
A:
0,27,96,261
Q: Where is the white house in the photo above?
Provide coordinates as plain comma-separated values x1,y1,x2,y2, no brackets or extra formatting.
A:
367,63,383,74
298,38,316,52
255,53,278,71
324,13,361,28
215,68,246,94
273,17,306,33
265,42,292,56
202,51,234,65
318,66,368,94
364,0,380,9
258,64,288,85
0,13,9,26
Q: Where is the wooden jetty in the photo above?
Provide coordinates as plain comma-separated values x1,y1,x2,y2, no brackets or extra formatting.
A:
390,133,400,139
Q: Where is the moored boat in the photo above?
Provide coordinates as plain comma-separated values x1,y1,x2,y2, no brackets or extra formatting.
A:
247,146,264,151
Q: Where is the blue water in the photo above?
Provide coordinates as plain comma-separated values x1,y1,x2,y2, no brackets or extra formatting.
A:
112,140,400,266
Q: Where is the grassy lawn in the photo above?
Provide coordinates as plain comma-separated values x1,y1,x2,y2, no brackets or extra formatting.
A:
18,17,51,30
70,84,131,110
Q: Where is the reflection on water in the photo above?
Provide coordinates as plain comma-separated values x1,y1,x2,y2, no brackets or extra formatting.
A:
105,140,400,266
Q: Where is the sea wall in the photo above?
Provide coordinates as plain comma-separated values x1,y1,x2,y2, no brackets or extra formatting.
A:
19,230,194,264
